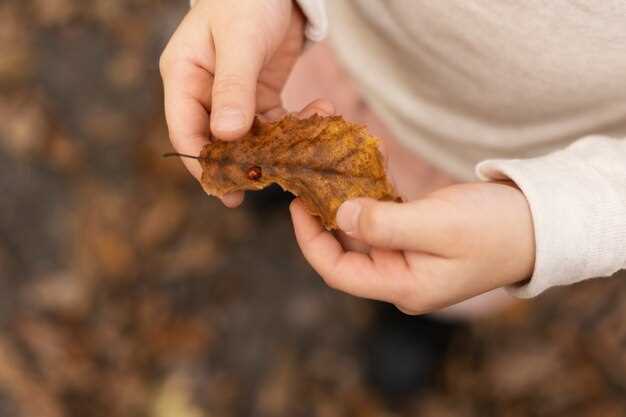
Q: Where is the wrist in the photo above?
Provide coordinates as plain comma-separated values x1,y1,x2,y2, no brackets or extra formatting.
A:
505,184,536,286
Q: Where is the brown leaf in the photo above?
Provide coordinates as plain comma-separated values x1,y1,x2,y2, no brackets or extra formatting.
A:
196,115,397,229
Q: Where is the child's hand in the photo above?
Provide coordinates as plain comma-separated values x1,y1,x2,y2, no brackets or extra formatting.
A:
290,182,536,314
160,0,305,207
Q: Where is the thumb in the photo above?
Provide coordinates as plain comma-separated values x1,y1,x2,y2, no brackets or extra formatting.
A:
211,29,265,140
336,198,421,250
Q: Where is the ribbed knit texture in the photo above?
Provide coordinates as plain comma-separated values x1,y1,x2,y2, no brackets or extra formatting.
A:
477,136,626,297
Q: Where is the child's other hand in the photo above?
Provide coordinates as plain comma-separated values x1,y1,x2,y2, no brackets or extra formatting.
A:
290,182,536,314
160,0,304,207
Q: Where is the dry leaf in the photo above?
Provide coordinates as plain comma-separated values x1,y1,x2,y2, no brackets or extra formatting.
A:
194,114,397,229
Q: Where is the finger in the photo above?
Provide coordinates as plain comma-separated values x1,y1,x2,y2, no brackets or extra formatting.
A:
335,198,446,252
160,9,214,180
162,63,214,179
262,99,335,122
221,191,245,208
262,107,288,122
297,99,335,118
160,10,247,208
162,64,244,207
335,231,370,254
290,199,407,302
160,5,219,176
211,27,265,140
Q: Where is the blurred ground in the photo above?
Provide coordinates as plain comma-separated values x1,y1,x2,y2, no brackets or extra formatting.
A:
0,1,625,416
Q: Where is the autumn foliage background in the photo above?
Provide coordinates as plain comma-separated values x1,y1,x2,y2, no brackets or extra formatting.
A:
1,1,626,416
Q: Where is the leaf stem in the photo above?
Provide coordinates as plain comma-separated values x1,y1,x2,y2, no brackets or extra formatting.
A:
162,152,202,160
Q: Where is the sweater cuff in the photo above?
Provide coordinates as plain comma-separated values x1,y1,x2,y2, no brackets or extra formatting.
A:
190,0,328,42
476,136,626,298
295,0,328,42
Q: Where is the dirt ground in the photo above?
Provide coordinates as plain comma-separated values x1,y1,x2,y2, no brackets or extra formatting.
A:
1,1,625,416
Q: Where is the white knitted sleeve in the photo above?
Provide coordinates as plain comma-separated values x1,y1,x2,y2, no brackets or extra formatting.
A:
476,135,626,298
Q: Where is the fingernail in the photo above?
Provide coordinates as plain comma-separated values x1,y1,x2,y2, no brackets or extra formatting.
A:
221,192,244,208
214,107,245,133
336,201,361,235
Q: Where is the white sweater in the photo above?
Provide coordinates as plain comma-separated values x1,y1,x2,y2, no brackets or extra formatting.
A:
295,0,626,298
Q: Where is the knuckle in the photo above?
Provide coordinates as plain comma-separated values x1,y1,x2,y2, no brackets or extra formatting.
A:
212,75,249,99
360,205,386,243
217,17,269,52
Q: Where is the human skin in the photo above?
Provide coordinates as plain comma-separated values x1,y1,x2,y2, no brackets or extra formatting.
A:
160,0,535,314
160,0,305,207
291,180,534,314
